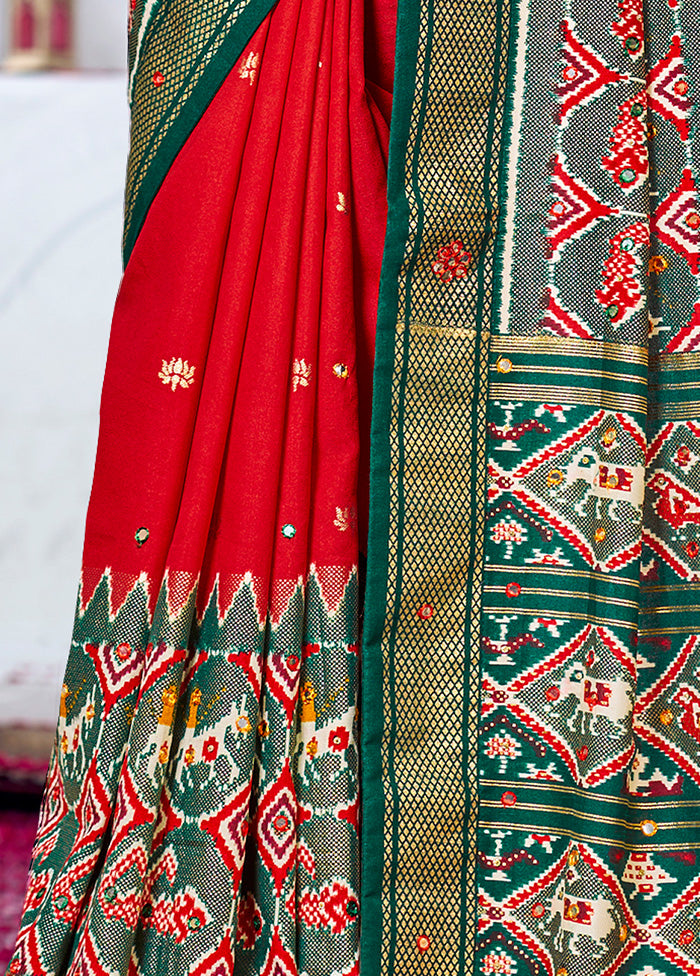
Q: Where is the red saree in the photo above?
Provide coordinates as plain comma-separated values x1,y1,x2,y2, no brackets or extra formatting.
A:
9,0,393,973
11,0,700,973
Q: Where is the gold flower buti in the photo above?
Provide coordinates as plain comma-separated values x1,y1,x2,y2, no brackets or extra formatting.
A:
334,506,357,532
239,52,260,86
159,358,196,391
292,358,312,391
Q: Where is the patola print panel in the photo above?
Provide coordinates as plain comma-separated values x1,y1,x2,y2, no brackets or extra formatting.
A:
476,0,700,973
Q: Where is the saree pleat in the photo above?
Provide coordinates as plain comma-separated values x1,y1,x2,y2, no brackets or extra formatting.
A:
9,0,389,972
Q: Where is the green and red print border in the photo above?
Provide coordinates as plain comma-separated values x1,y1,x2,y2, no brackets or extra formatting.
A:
362,0,700,974
477,0,700,973
10,567,361,976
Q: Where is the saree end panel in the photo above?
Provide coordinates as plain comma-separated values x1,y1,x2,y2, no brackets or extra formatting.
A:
476,1,700,975
360,0,520,971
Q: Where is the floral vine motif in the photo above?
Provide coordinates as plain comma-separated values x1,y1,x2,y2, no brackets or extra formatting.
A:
596,222,649,326
298,880,359,933
431,240,472,282
158,358,195,391
602,92,648,192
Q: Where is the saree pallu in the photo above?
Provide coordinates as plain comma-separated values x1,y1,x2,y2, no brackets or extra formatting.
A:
8,0,700,974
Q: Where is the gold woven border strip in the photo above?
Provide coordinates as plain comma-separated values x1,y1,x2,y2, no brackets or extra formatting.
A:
379,0,514,970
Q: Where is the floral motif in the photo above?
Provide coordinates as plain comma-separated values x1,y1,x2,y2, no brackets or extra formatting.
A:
596,222,650,326
480,951,516,975
298,891,325,928
485,734,520,760
292,358,312,391
431,240,472,282
491,519,526,545
158,357,195,391
325,881,359,933
238,51,259,86
329,726,350,752
202,737,218,762
334,506,357,532
298,881,358,933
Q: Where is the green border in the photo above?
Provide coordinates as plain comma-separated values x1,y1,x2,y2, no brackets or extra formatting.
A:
359,0,421,970
122,0,279,266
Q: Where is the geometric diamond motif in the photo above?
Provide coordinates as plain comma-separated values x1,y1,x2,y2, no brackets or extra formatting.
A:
199,781,251,880
482,624,636,787
648,35,692,141
634,635,700,789
651,169,700,274
490,410,646,572
256,760,297,894
261,927,297,976
547,156,615,258
664,302,700,354
557,19,621,122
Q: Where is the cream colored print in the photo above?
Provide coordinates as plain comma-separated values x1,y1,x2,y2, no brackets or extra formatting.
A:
159,358,196,391
333,507,357,532
336,192,348,213
292,358,312,391
239,52,260,85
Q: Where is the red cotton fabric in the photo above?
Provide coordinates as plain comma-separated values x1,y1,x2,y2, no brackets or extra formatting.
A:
87,0,392,596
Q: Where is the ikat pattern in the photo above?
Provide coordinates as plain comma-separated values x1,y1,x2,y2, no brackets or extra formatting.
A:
478,0,700,974
7,567,360,976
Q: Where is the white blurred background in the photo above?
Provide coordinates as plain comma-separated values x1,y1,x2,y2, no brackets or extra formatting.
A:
1,1,129,736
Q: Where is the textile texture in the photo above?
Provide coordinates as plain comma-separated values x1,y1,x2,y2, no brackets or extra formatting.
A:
8,0,700,974
363,0,700,973
8,0,390,971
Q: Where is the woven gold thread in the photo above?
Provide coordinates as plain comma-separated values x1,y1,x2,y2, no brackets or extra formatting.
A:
124,0,254,254
379,0,512,970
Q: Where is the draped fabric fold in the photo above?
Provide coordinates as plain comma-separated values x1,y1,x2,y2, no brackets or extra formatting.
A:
8,0,391,972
